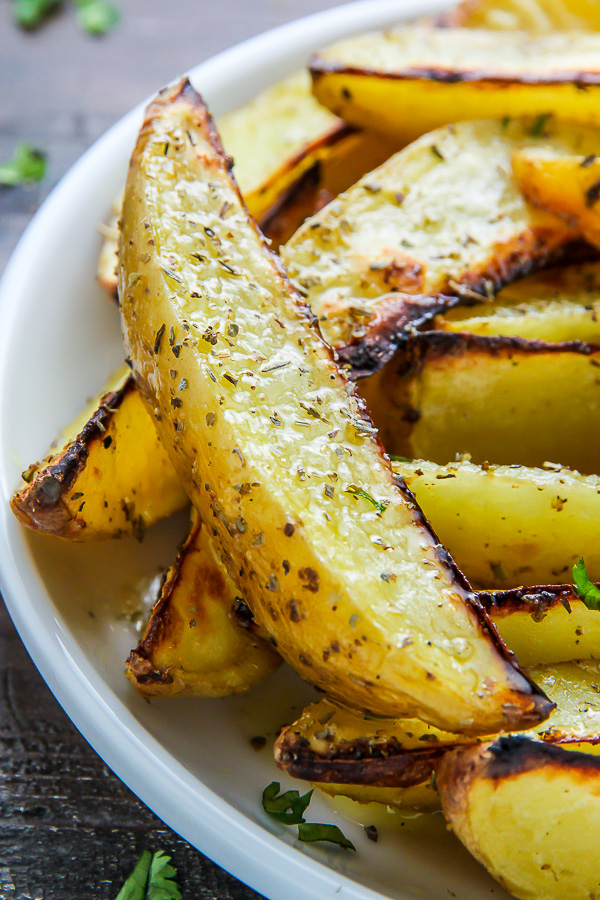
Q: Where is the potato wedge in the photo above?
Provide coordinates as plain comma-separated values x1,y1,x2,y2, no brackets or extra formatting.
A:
118,79,550,732
126,511,280,697
396,458,600,589
483,585,600,666
310,27,600,144
361,333,600,474
441,0,600,31
282,118,586,377
434,261,600,342
437,735,600,900
11,366,188,540
513,148,600,248
276,660,600,786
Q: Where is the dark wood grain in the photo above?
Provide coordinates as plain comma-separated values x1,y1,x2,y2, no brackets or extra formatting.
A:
0,2,348,896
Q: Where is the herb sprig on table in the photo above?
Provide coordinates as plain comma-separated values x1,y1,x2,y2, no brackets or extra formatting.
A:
0,144,46,187
114,850,181,900
13,0,119,35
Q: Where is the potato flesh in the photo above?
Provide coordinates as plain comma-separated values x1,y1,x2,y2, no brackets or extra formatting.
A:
318,781,440,812
513,149,600,247
119,83,546,732
491,599,600,667
398,459,600,589
444,0,600,31
438,737,600,900
310,27,600,143
436,263,600,342
126,514,280,697
362,337,600,475
282,118,580,356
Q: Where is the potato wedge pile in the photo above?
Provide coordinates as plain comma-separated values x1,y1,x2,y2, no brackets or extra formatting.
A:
13,0,600,897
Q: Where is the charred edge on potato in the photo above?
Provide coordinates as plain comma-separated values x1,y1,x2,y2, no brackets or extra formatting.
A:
309,60,600,88
480,584,590,620
10,375,135,536
275,725,445,786
259,163,325,248
485,734,600,779
394,330,600,378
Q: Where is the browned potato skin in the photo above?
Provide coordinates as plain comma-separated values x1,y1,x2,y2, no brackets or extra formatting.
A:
11,374,188,540
127,513,280,697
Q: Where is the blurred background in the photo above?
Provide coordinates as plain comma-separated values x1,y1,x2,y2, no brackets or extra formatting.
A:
0,3,347,898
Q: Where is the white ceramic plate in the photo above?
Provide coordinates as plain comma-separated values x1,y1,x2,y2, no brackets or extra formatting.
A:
0,3,514,898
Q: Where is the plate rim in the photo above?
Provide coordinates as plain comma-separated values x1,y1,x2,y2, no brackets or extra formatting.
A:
0,3,450,898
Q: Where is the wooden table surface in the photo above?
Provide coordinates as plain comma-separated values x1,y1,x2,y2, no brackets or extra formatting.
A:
0,3,347,896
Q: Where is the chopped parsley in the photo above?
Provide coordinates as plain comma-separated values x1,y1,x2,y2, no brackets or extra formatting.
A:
262,781,355,850
530,113,551,138
76,0,119,36
389,454,412,462
13,0,119,34
298,822,356,851
345,486,386,514
262,781,313,825
0,144,46,186
114,850,181,900
573,557,600,611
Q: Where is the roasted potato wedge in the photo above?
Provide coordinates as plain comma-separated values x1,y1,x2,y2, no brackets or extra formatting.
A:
513,148,600,248
482,585,600,666
434,261,600,342
441,0,600,31
438,735,600,900
97,192,122,296
126,511,280,697
310,27,600,144
396,458,600,589
118,79,550,732
11,367,188,540
361,332,600,474
282,117,587,377
276,660,600,787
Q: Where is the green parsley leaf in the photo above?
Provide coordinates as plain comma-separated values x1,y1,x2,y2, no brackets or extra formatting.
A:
114,851,152,900
573,557,600,611
262,781,313,825
114,850,181,900
297,822,356,851
0,144,46,186
13,0,60,29
530,113,551,138
388,454,412,462
345,486,386,514
76,0,119,35
146,851,182,900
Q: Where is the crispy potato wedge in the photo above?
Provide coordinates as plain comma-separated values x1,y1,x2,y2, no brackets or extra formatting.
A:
513,148,600,248
282,117,587,377
11,367,188,540
126,512,280,697
118,79,550,732
276,660,600,787
396,458,600,589
441,0,600,31
361,332,600,474
434,261,600,341
310,27,600,144
482,585,600,666
437,735,600,900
